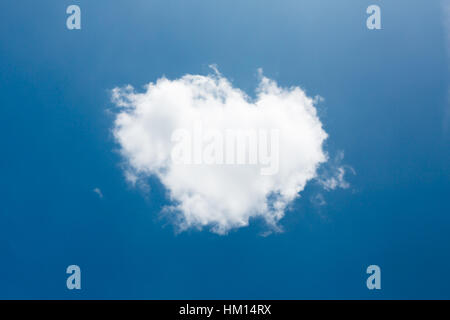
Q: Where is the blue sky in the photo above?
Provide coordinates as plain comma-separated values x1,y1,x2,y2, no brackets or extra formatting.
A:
0,0,449,299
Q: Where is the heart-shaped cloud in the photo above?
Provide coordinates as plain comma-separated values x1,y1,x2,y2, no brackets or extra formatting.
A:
112,69,328,234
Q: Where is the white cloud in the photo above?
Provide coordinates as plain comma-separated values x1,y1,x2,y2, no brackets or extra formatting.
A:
319,167,349,190
317,151,353,191
311,193,326,207
93,187,103,199
112,68,330,234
